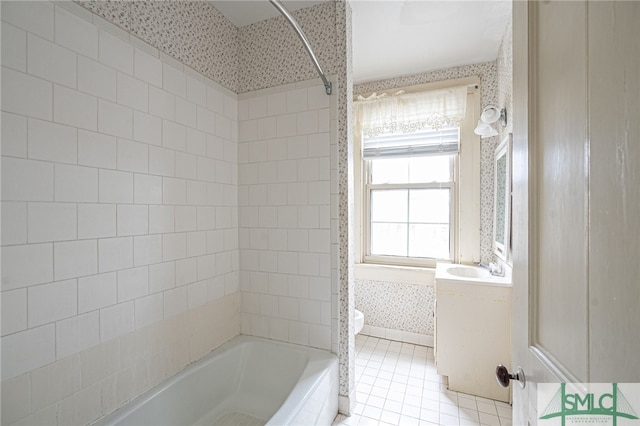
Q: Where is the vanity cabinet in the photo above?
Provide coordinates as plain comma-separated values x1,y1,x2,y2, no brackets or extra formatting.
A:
434,263,511,402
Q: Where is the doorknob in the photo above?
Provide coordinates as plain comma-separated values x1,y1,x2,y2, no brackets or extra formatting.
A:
495,364,526,389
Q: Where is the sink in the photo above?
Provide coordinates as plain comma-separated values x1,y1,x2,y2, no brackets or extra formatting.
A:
446,265,491,279
435,263,512,286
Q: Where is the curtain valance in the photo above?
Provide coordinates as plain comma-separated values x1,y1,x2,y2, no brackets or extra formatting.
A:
354,86,468,137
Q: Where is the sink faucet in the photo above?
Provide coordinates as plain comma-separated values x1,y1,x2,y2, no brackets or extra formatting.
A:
479,262,505,277
489,262,504,277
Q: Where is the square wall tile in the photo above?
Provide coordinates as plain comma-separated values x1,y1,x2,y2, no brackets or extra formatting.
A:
2,66,52,120
99,302,134,342
134,174,163,205
27,33,77,89
117,266,149,302
134,293,163,329
1,324,55,380
133,235,162,267
117,138,148,173
1,289,27,336
78,130,117,169
98,237,133,273
98,99,133,139
78,204,116,239
27,202,77,243
53,84,97,131
99,169,133,204
134,48,162,88
56,311,100,359
1,111,27,158
78,56,116,102
55,5,98,59
149,146,175,177
162,63,186,98
116,72,148,112
117,205,148,236
54,240,97,281
99,30,133,75
55,164,98,203
2,22,27,72
2,157,54,202
1,243,53,290
1,202,27,246
27,117,78,164
28,279,77,328
78,272,117,314
133,110,161,145
0,372,31,425
1,1,54,41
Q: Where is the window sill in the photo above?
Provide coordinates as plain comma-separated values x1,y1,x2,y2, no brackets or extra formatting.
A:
355,263,436,286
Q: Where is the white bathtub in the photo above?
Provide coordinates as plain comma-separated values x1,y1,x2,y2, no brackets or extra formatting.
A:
94,336,339,426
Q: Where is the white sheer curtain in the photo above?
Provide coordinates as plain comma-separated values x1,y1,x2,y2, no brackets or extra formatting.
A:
354,86,468,137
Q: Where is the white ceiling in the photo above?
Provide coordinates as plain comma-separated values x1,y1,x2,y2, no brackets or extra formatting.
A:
211,0,512,85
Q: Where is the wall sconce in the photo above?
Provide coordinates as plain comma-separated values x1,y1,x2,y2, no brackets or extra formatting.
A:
474,105,507,138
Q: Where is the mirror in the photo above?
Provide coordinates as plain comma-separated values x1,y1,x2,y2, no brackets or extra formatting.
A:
493,133,512,261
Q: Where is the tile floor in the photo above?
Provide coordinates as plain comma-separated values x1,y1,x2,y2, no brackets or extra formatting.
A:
332,335,512,426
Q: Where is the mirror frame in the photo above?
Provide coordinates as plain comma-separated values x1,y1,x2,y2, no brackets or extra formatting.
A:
493,133,512,262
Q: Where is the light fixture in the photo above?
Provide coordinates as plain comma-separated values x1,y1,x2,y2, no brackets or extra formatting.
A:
474,105,507,138
474,120,498,137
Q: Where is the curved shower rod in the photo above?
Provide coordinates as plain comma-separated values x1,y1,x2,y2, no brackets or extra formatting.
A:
269,0,333,95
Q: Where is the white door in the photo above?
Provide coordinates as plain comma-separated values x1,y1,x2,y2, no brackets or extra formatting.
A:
511,1,640,425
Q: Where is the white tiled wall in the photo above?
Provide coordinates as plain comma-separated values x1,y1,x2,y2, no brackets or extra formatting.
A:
238,80,336,351
1,2,240,424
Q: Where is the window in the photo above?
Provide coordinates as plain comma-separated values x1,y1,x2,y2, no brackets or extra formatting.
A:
363,127,458,266
354,78,481,268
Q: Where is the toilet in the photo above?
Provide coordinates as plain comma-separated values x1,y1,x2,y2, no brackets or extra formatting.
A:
355,309,364,335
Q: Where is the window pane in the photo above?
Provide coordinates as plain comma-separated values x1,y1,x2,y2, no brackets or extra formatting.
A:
409,156,452,183
371,223,407,257
371,190,407,222
409,224,450,259
371,158,409,184
409,189,450,223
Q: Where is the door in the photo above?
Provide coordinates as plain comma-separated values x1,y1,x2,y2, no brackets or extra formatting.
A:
511,1,640,425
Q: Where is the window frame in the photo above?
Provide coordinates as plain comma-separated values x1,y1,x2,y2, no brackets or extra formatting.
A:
354,77,481,269
363,155,458,267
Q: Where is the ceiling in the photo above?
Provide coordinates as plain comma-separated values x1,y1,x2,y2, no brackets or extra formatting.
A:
211,0,512,85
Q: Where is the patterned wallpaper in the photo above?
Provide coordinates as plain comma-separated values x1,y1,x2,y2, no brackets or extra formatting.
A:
238,2,339,94
355,280,434,335
77,0,240,92
334,0,356,406
497,19,514,150
355,60,499,265
77,1,341,96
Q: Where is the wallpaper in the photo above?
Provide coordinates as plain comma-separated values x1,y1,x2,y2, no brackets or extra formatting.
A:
334,0,355,406
77,1,341,96
497,19,514,148
355,279,434,336
77,0,241,92
238,2,339,94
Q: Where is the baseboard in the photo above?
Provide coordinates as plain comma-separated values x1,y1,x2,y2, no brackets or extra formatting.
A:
360,325,434,347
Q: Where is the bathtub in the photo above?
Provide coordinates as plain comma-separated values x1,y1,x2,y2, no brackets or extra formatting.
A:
94,336,339,426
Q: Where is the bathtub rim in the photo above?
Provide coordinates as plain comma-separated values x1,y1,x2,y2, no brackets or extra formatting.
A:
92,335,338,426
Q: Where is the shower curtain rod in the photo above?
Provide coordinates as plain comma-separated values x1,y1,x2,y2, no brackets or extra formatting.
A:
269,0,333,95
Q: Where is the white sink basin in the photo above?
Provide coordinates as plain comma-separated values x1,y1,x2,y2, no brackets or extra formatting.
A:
435,263,512,286
446,265,491,279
